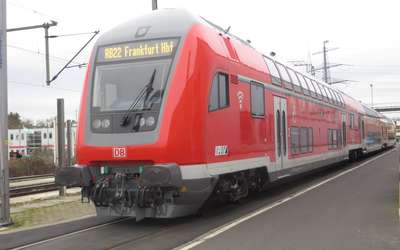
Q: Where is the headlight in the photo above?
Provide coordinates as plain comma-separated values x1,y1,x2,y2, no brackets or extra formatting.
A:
92,119,101,129
101,119,111,128
139,117,146,127
146,116,155,127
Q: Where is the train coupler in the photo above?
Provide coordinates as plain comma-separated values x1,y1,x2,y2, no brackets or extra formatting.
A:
83,164,183,220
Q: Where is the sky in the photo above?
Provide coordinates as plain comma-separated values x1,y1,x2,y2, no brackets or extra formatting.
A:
5,0,400,120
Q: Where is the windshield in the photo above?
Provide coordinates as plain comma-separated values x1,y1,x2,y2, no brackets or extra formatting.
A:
92,59,172,112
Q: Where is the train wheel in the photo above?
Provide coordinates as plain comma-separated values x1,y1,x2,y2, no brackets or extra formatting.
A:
349,150,359,162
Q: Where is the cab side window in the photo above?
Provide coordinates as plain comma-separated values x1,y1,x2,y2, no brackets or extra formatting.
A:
209,72,229,111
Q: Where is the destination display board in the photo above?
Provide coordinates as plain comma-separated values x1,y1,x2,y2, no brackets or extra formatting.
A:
97,38,179,63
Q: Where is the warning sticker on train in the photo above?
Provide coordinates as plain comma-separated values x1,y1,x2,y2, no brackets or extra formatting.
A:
97,38,179,63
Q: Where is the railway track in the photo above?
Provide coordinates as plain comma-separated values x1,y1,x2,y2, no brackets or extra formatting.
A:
5,150,396,250
10,174,54,182
9,174,59,198
10,183,58,198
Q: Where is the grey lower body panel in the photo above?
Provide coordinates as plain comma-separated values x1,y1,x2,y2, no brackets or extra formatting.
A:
269,154,347,181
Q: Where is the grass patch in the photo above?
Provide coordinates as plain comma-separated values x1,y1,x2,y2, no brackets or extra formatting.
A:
6,200,95,231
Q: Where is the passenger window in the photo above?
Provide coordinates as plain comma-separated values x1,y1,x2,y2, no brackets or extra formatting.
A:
300,127,309,153
308,128,313,152
305,77,313,90
292,127,313,154
298,75,311,95
291,127,300,154
338,92,345,106
250,82,265,116
313,81,324,98
320,84,328,98
349,113,355,128
306,78,318,96
322,85,331,101
287,69,301,87
327,88,336,104
331,90,340,104
208,72,229,112
263,57,281,85
276,63,293,89
328,129,339,149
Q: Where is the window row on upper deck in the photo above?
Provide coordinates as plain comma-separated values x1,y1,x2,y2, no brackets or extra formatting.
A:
263,56,345,107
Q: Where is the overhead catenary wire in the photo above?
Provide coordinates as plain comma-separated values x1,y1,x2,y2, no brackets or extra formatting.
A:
48,30,99,85
9,81,81,93
48,32,98,38
8,44,86,64
8,1,59,22
9,2,97,85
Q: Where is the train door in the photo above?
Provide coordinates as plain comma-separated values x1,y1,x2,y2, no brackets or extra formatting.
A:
274,96,288,170
342,113,347,146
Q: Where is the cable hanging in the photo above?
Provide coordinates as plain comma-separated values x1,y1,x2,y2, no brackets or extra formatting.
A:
48,32,98,38
9,81,81,93
8,44,85,65
47,30,99,85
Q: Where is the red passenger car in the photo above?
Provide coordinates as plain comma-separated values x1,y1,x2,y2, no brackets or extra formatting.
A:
56,9,395,220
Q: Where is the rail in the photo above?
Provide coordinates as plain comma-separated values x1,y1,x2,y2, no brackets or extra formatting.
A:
10,174,54,182
9,174,59,197
10,183,57,197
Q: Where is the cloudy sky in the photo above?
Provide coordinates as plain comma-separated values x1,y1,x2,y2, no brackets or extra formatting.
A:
5,0,400,120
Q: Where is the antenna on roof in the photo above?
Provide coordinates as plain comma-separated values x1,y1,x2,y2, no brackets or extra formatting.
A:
224,26,231,34
270,51,276,57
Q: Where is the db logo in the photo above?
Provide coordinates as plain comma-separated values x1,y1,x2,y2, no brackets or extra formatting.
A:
113,147,127,158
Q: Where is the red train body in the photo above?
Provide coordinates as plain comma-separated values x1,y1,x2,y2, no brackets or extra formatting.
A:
56,9,395,220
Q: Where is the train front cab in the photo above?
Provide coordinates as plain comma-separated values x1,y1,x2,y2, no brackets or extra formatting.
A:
55,10,225,220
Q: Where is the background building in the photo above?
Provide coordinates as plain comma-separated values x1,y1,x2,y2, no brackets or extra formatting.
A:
8,126,76,160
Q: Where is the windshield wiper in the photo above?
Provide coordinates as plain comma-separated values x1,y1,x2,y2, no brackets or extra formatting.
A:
120,69,156,127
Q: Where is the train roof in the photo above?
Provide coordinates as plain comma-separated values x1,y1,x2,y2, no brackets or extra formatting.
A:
199,15,395,119
95,9,201,47
360,103,394,124
95,9,390,121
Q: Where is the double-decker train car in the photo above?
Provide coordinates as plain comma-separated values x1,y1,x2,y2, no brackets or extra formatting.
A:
361,105,396,153
56,9,395,220
381,116,396,148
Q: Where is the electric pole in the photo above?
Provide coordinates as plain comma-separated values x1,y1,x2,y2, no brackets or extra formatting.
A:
313,40,336,83
7,21,57,85
312,41,352,85
152,0,158,10
323,40,328,83
57,99,66,196
288,60,315,76
370,84,374,108
0,0,12,227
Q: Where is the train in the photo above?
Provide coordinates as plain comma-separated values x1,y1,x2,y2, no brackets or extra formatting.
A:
56,9,396,221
